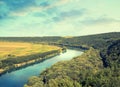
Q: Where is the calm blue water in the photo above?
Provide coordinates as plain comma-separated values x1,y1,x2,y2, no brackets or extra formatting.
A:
0,49,82,87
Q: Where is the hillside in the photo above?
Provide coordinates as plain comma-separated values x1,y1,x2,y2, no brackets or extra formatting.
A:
24,48,103,87
24,32,120,87
100,39,120,67
0,32,119,50
24,40,120,87
60,32,120,50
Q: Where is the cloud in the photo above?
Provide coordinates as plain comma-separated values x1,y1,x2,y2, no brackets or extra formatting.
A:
52,9,86,22
81,17,120,25
61,9,85,18
0,0,120,36
7,0,69,17
39,2,50,7
79,23,120,36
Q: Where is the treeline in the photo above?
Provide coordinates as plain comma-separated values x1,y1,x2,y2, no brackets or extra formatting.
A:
59,32,120,50
0,32,120,50
0,37,62,43
0,50,61,75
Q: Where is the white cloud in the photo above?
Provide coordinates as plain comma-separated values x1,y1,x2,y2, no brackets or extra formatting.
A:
0,0,120,36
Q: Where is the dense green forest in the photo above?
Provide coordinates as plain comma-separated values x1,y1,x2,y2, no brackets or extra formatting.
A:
24,40,120,87
23,32,120,87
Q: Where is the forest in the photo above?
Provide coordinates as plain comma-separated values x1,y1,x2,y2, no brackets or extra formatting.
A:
23,32,120,87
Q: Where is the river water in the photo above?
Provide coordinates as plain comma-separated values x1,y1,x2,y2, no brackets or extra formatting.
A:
0,49,83,87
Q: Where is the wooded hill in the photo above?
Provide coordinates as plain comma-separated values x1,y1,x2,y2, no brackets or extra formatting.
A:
23,32,120,87
0,32,120,50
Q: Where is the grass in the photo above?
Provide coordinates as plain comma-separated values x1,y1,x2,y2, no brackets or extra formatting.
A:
0,41,60,60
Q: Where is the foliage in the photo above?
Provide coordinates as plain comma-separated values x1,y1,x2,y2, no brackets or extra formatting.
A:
0,32,120,87
0,32,120,50
0,42,61,74
24,32,120,87
25,48,104,87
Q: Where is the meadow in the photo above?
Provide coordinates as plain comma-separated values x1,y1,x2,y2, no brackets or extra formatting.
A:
0,41,60,60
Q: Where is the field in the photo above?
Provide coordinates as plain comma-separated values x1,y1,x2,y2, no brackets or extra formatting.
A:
0,41,60,60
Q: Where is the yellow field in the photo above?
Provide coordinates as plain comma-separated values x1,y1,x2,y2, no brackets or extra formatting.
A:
0,41,60,60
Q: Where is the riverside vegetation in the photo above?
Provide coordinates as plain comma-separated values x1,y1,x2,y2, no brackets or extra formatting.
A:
0,32,119,87
24,32,120,87
24,41,120,87
0,42,62,75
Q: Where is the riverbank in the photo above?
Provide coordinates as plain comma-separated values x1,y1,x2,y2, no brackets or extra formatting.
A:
24,48,103,87
0,48,66,76
0,49,82,87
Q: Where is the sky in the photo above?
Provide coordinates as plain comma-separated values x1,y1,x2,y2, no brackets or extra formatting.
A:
0,0,120,36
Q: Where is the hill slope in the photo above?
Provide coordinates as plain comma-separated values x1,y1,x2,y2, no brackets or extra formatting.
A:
25,41,120,87
24,32,120,87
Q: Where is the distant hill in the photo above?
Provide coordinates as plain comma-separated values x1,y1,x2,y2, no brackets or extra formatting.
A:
0,32,120,50
60,32,120,49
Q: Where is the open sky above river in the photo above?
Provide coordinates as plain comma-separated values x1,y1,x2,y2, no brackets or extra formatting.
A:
0,0,120,36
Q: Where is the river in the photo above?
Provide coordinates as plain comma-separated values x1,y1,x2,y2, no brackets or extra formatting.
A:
0,49,83,87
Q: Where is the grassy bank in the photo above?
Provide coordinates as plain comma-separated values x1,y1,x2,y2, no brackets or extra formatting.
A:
0,41,60,60
0,41,62,75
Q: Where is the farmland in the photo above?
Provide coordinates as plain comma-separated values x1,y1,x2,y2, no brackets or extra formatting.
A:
0,41,62,75
0,41,60,60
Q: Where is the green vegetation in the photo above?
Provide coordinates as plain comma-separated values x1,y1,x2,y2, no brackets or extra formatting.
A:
23,32,120,87
101,39,120,67
60,32,120,50
0,32,119,50
25,45,120,87
24,48,102,87
0,32,119,87
0,42,62,75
